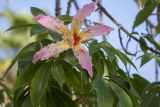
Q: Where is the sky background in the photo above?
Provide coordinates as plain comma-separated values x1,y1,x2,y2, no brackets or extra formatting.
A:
0,0,159,82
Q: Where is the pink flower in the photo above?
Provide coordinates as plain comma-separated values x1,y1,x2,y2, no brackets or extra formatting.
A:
32,2,113,77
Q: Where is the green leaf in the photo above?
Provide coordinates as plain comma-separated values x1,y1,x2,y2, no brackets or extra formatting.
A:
31,7,46,16
143,35,160,50
89,40,102,55
113,48,137,70
140,53,154,67
93,75,114,107
92,51,105,75
30,24,48,36
101,41,115,62
101,41,137,70
21,96,33,107
30,63,51,107
110,82,133,107
48,30,63,41
13,87,30,107
140,0,148,8
3,42,37,78
5,24,34,32
139,37,148,52
154,23,160,37
130,74,149,95
133,1,156,28
57,15,73,24
46,85,76,107
51,61,66,88
62,62,82,91
141,82,160,107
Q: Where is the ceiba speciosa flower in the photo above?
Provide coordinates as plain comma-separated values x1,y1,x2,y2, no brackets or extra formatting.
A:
32,2,113,77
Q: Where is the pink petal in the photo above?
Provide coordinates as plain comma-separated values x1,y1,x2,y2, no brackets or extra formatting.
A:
33,41,69,63
70,2,97,34
79,25,114,40
33,14,70,35
74,48,93,77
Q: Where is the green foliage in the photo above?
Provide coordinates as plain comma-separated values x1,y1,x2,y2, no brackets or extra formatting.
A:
133,1,156,28
2,4,160,107
31,7,47,16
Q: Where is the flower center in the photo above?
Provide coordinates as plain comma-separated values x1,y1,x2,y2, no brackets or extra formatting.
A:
73,33,80,46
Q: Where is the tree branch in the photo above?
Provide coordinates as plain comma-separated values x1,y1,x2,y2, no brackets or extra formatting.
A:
118,29,136,56
92,0,160,55
66,0,72,15
55,0,61,16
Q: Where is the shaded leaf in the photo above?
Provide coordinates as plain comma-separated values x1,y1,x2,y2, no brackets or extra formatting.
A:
30,63,50,107
57,15,73,24
93,75,114,107
30,24,48,36
51,61,66,88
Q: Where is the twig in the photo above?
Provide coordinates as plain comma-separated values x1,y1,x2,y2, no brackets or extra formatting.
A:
72,0,79,10
55,0,61,16
66,0,72,15
118,29,136,56
92,0,160,55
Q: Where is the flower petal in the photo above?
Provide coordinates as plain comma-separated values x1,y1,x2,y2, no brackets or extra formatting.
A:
34,14,70,36
74,48,93,77
33,41,70,63
79,25,114,41
70,2,97,34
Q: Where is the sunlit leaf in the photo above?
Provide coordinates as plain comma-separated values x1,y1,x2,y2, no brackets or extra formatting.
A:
133,1,156,28
31,7,46,16
140,53,154,67
5,24,34,32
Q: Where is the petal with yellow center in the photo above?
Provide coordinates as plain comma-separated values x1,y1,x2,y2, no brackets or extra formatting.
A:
34,14,70,36
32,41,70,63
70,2,97,34
79,25,114,41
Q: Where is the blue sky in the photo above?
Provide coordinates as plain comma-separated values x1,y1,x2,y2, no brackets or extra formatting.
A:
0,0,158,82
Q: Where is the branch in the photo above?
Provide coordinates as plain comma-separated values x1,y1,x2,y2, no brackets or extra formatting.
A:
92,0,160,55
55,0,61,16
66,0,72,15
72,0,79,10
118,29,136,56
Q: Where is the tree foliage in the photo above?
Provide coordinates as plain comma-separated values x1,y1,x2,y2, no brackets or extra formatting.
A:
1,0,160,107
